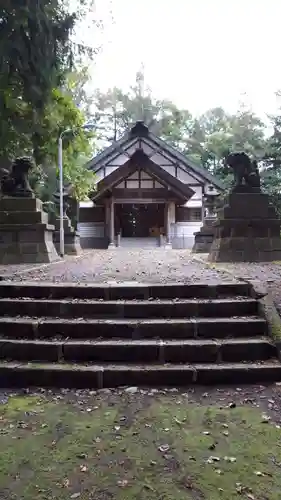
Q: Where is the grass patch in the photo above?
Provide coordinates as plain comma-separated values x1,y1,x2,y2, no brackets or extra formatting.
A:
1,393,281,499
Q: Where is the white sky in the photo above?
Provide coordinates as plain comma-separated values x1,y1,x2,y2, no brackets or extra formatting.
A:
78,0,281,119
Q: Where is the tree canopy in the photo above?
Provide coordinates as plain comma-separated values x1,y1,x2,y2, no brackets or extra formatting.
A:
0,0,99,204
2,9,281,216
90,71,281,210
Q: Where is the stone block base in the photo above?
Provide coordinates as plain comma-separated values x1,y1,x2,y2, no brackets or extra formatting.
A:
192,231,214,253
209,237,281,262
53,217,81,256
0,197,59,264
0,224,59,264
209,192,281,262
192,218,215,253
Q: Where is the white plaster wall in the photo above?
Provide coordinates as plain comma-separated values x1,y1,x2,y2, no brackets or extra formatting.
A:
104,165,119,177
159,164,176,176
171,221,202,249
172,222,202,237
139,140,156,156
78,222,105,238
127,171,139,179
184,185,202,208
176,168,200,184
116,181,126,188
93,169,105,184
98,139,138,166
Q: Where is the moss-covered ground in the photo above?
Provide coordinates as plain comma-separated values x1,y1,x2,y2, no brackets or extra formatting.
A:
1,389,281,499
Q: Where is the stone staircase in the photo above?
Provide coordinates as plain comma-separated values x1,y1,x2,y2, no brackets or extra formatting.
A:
0,281,280,388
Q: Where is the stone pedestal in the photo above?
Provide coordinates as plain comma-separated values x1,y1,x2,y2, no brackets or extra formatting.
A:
192,217,216,253
208,192,281,262
53,217,81,256
0,197,59,264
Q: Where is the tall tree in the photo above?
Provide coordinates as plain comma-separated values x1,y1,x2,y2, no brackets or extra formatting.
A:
0,0,74,162
62,65,95,119
0,0,104,209
92,70,194,150
0,0,98,162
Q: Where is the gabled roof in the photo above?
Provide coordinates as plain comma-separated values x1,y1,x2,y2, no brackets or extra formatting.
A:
87,121,224,190
92,149,195,203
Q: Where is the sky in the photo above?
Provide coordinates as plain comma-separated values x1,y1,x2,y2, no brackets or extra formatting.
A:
76,0,281,120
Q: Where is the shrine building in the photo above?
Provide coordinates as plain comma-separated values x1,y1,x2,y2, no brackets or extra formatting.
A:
78,121,223,249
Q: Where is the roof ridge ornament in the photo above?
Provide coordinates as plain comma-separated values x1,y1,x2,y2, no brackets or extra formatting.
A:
130,121,149,138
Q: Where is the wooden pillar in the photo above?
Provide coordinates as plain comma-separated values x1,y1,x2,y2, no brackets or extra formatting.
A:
165,202,172,248
201,193,205,226
108,197,115,248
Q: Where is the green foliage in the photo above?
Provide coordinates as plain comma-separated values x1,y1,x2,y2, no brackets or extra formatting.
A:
0,0,98,204
30,87,95,202
92,79,281,212
93,78,267,176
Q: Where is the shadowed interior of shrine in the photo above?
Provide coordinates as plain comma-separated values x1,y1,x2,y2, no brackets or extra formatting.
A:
115,203,165,238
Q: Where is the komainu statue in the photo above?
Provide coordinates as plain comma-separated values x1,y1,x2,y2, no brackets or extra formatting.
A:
225,152,261,192
1,156,34,197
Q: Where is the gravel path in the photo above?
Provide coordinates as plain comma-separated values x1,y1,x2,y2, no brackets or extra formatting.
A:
3,249,281,312
198,257,281,313
5,249,234,284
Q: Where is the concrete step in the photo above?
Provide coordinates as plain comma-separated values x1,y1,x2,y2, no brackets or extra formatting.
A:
0,282,253,300
118,237,159,248
0,337,276,364
0,316,267,340
0,361,281,387
0,297,259,319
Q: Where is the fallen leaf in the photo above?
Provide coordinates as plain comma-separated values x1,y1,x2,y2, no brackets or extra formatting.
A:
228,402,236,409
117,479,128,487
207,456,220,463
174,418,183,425
261,414,271,423
143,483,155,491
158,444,170,453
183,476,193,489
